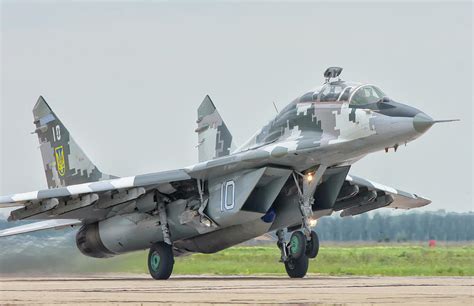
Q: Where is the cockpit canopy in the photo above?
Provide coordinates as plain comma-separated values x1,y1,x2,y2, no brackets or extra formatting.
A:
350,85,386,105
305,81,387,105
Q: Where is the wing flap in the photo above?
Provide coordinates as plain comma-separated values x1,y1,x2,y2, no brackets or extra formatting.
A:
0,219,81,237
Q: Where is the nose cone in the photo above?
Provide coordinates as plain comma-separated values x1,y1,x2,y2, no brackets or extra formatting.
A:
413,112,435,134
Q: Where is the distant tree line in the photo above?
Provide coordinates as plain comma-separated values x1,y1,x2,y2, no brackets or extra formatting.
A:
315,211,474,242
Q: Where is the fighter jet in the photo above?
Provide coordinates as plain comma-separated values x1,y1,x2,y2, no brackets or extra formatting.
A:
0,67,454,279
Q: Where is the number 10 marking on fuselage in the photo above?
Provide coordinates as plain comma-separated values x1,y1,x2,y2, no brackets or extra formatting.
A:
221,180,235,211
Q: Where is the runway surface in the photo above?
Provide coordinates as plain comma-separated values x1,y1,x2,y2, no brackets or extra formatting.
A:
0,274,472,305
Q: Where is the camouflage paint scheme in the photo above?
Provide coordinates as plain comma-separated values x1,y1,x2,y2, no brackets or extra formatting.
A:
196,95,236,162
0,68,444,275
33,97,115,188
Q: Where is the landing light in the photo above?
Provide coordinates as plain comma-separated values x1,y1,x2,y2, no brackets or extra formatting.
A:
309,218,318,228
306,173,313,182
200,216,212,227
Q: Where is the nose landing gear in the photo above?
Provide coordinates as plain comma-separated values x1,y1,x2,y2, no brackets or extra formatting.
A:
277,229,320,278
288,231,307,259
306,230,320,259
292,165,327,241
285,252,309,278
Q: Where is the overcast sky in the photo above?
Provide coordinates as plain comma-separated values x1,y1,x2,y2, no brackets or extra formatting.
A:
1,1,472,214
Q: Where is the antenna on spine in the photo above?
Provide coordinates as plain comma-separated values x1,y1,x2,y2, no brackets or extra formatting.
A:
272,101,279,114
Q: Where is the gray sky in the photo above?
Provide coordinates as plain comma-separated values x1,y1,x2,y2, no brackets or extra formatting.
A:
1,1,472,213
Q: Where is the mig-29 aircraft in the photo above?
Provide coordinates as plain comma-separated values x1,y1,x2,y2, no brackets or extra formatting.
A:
0,67,454,279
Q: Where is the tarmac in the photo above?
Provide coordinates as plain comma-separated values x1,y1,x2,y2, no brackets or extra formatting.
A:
0,274,472,305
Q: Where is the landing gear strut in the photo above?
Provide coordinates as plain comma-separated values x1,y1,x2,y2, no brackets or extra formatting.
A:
279,165,326,279
292,165,327,240
276,228,288,262
148,191,175,280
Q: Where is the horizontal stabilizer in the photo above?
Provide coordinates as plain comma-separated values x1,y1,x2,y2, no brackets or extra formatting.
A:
0,219,81,237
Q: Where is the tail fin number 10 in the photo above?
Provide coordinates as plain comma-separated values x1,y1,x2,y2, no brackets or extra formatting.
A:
52,125,61,142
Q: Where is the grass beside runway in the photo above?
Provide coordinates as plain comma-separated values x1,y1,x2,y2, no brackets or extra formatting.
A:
94,244,474,276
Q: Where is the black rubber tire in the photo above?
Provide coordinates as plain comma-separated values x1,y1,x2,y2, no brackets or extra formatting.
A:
288,231,307,259
306,230,320,259
148,242,174,280
285,254,309,278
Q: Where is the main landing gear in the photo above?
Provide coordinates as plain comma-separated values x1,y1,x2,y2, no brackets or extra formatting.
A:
277,229,320,278
148,242,174,280
148,191,175,280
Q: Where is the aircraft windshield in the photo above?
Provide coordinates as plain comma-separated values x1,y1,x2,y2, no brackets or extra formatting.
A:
350,85,386,105
307,82,385,104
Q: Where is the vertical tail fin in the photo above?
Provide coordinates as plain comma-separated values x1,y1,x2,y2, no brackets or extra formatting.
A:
195,95,236,162
33,96,114,188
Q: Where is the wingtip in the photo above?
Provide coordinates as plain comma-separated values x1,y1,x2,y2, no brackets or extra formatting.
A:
414,194,432,206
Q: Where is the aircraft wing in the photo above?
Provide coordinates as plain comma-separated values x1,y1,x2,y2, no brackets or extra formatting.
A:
0,219,81,237
335,174,431,217
0,169,193,236
347,174,431,208
0,169,190,205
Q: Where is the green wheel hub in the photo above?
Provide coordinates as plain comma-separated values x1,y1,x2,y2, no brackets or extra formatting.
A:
150,252,161,272
290,236,300,255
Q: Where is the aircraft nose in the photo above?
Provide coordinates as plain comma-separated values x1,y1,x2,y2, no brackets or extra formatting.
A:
413,112,435,133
